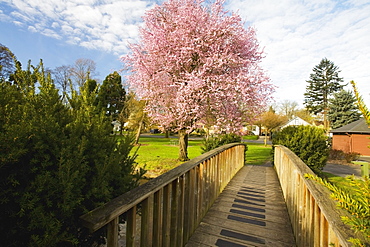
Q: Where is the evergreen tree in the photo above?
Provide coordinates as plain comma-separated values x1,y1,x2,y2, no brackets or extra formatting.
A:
328,90,361,129
96,71,126,121
304,58,344,130
0,60,143,246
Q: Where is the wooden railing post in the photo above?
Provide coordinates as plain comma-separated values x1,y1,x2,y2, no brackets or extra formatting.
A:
107,217,119,247
126,206,136,247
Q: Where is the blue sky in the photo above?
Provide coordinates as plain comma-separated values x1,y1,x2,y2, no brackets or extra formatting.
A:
1,0,370,108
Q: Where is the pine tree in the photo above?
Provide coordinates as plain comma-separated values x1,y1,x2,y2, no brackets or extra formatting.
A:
304,58,344,130
96,71,126,121
328,90,361,129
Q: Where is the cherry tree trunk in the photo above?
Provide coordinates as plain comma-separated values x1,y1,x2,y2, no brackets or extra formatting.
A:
178,129,189,161
134,118,143,145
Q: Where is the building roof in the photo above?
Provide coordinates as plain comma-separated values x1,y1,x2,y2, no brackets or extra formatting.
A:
330,118,370,134
280,116,311,129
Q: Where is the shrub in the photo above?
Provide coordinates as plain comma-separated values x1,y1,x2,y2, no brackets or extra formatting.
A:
0,61,144,246
329,149,361,163
201,133,242,153
344,152,361,163
272,125,329,174
329,149,345,160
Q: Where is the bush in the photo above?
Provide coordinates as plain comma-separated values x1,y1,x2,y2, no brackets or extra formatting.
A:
272,125,329,174
344,152,361,163
0,62,144,246
329,149,346,160
329,149,361,163
201,133,242,153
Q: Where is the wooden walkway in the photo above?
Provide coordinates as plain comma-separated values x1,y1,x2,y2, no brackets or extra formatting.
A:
186,164,297,247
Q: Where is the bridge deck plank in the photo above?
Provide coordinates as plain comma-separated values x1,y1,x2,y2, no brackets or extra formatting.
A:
186,164,296,247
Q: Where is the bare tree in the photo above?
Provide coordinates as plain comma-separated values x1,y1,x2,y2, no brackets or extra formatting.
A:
70,58,97,87
0,43,16,80
53,65,73,99
278,100,299,119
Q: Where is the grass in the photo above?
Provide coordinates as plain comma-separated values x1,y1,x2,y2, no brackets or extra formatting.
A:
322,172,352,191
129,135,273,177
245,143,273,165
132,136,203,177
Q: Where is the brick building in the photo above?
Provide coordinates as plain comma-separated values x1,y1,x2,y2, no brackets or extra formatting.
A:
331,118,370,156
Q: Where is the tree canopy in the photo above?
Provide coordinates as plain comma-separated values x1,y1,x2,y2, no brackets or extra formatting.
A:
304,58,344,129
96,71,126,120
328,89,361,129
124,0,274,160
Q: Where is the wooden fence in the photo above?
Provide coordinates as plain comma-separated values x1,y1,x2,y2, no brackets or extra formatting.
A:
80,143,246,247
274,145,360,247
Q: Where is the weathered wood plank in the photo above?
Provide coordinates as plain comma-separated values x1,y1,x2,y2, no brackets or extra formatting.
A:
126,206,136,247
187,165,296,247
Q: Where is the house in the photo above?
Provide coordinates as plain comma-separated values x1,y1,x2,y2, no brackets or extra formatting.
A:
242,125,260,136
111,120,121,132
280,116,311,129
330,118,370,156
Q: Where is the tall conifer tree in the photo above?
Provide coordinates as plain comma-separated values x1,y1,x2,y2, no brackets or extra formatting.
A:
97,71,126,121
304,58,344,130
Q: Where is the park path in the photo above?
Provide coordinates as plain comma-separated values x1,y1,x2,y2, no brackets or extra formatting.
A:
186,163,296,247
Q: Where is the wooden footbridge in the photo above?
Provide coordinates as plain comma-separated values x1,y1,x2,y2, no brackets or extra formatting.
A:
80,144,361,246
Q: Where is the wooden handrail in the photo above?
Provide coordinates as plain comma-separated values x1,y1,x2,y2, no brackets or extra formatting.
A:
80,143,246,246
274,145,361,247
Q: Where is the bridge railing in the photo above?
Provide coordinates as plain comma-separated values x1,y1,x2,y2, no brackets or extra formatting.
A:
274,145,359,247
80,143,246,247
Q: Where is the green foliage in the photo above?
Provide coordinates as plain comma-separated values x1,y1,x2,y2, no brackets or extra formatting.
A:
96,71,125,120
273,125,329,174
351,80,370,126
304,58,344,115
0,61,143,246
201,133,242,154
329,90,361,129
305,174,370,245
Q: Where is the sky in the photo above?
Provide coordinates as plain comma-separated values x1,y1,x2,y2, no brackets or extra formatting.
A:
1,0,370,108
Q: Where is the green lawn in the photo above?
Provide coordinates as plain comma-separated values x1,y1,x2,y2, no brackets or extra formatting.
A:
130,136,272,177
323,172,368,195
132,136,203,176
245,143,273,165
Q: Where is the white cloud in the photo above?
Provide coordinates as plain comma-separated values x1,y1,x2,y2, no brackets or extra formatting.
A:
0,0,155,54
1,0,370,107
227,0,370,107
